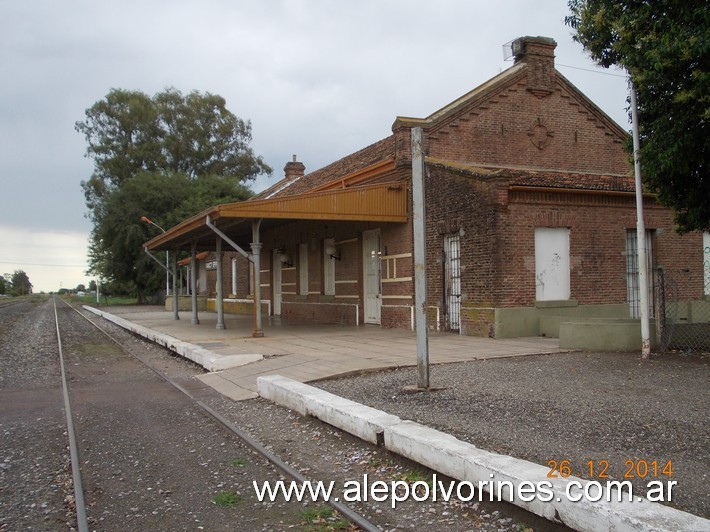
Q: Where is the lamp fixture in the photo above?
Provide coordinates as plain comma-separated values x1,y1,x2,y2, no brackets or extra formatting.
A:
325,243,341,261
278,252,293,268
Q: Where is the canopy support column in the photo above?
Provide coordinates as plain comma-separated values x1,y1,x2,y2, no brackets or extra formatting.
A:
251,219,263,337
190,242,200,325
172,248,179,320
215,236,225,330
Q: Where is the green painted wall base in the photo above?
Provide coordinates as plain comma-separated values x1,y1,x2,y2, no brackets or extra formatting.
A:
559,318,658,351
494,302,629,339
164,295,206,311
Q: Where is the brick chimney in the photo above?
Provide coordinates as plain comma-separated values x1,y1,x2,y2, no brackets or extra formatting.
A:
511,36,557,97
284,154,305,180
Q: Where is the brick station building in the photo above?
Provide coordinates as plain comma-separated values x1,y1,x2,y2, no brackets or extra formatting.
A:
148,36,709,345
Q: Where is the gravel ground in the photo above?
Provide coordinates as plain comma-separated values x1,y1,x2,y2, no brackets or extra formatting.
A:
2,297,561,531
0,298,72,530
314,350,710,520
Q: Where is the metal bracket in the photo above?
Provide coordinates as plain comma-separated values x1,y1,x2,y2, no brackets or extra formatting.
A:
144,247,168,272
205,215,253,263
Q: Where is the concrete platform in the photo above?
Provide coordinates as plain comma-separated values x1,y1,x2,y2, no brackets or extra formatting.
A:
86,305,566,401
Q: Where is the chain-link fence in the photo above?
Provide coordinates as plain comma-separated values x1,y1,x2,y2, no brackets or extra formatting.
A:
655,267,710,352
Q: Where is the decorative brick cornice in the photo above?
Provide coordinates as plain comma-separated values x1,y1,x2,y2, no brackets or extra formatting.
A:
531,210,576,228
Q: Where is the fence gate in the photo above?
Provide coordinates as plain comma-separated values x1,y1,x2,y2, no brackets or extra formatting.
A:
444,234,461,332
655,266,710,352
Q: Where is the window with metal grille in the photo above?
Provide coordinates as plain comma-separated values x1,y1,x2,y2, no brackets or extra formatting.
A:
626,229,654,319
444,234,461,331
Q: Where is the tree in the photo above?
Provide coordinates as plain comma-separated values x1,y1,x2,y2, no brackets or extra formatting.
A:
566,0,709,233
10,270,32,296
76,88,271,301
0,276,6,295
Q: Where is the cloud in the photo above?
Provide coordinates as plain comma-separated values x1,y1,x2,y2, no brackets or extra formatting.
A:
0,225,90,293
0,0,631,291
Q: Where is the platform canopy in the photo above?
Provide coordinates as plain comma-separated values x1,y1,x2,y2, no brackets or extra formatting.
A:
144,181,408,252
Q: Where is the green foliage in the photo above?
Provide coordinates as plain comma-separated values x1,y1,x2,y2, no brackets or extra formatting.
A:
566,0,709,232
10,270,32,296
396,469,429,484
0,276,6,295
76,88,272,300
300,506,350,531
212,490,242,507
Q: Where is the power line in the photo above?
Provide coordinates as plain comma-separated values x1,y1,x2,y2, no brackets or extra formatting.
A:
557,63,627,78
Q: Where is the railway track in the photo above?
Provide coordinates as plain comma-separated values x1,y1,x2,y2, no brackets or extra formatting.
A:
50,297,380,531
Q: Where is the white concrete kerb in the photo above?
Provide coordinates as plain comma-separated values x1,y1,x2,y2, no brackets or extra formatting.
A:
258,375,710,532
82,306,262,372
258,375,401,445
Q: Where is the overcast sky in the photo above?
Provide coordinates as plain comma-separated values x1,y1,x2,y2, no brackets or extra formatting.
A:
0,0,628,293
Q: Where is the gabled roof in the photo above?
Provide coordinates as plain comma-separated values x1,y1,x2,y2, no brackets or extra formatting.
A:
256,136,397,200
393,59,627,142
393,63,527,130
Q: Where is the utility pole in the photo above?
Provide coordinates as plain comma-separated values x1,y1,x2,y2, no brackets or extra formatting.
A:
630,81,651,359
411,127,430,388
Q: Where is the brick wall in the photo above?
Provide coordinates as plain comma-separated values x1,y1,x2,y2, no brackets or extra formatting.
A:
424,165,500,331
203,37,705,339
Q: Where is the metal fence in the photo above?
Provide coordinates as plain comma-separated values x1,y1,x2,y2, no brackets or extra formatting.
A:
655,267,710,352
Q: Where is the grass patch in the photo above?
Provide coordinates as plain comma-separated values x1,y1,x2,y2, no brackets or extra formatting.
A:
396,469,429,484
230,458,247,467
72,341,124,357
300,505,350,531
212,490,242,508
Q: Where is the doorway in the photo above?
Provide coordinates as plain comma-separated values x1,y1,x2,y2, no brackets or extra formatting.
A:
272,249,282,316
362,229,381,324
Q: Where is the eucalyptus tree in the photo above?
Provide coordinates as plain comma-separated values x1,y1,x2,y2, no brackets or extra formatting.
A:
76,88,271,300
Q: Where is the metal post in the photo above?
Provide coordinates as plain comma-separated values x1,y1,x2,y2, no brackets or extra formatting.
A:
172,248,179,320
251,219,264,337
630,81,651,358
411,127,430,389
190,242,200,325
216,236,225,330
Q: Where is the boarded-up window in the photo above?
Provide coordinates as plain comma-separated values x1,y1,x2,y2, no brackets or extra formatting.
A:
535,227,570,301
299,243,308,296
323,238,335,296
231,257,237,296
